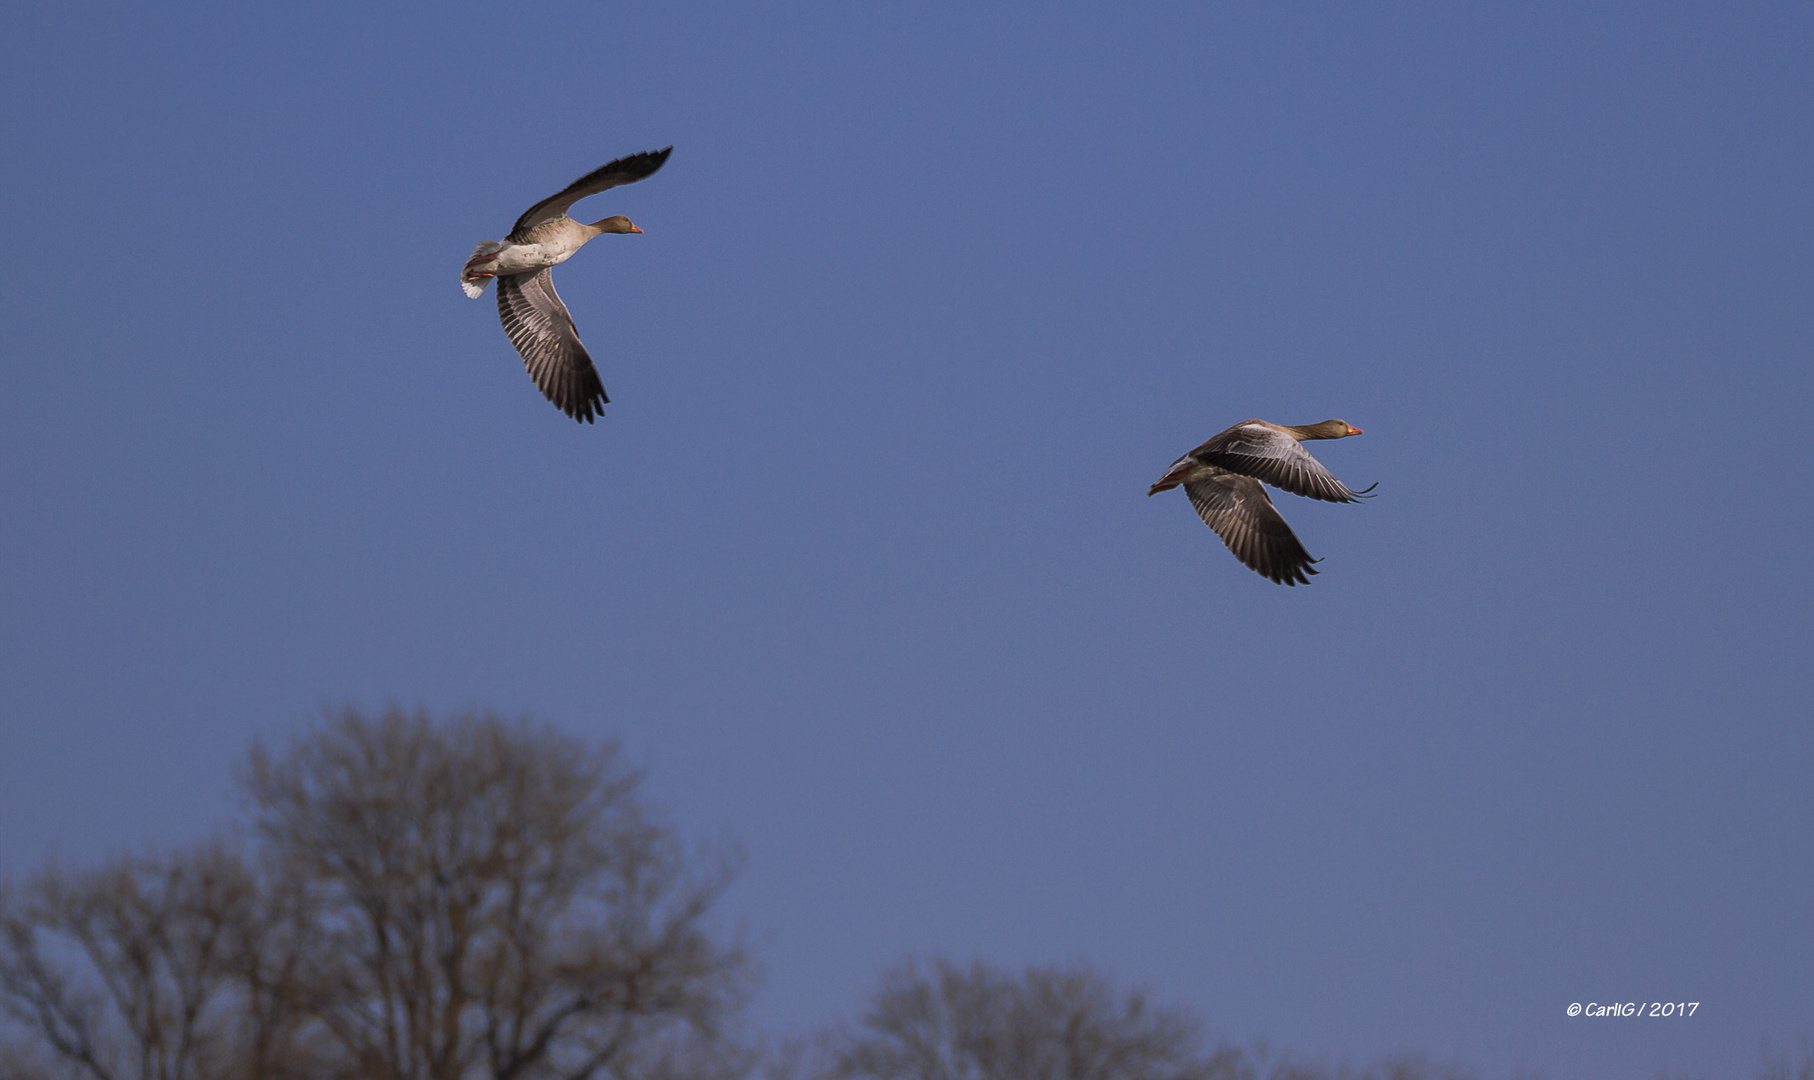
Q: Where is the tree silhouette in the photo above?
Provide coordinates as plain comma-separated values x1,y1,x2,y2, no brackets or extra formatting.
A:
0,842,319,1080
815,957,1245,1080
241,706,751,1080
1,707,750,1080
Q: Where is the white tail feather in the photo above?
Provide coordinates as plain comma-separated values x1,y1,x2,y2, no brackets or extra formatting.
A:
461,240,507,298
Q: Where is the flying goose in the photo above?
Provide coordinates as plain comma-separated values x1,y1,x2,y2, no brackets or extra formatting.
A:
461,147,672,422
1149,419,1376,585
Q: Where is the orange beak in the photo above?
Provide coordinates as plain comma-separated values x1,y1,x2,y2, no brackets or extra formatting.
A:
629,224,644,234
1347,426,1363,435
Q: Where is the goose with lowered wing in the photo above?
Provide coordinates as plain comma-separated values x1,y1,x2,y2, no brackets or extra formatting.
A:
461,147,672,422
1149,419,1376,585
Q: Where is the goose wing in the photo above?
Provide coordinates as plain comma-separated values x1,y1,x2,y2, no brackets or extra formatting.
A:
1182,474,1320,585
496,268,608,423
509,147,673,239
1191,422,1374,503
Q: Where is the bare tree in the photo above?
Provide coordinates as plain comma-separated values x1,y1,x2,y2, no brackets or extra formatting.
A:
816,957,1246,1080
1254,1056,1476,1080
1758,1039,1814,1080
805,961,1500,1080
0,843,318,1080
241,705,750,1080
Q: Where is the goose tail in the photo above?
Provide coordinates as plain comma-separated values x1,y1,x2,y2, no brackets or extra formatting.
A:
461,240,508,298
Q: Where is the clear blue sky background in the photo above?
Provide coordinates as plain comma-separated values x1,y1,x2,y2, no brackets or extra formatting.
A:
2,4,1810,1077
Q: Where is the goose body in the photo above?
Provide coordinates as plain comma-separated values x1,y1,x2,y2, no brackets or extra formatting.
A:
461,220,602,286
1149,419,1375,585
461,146,672,422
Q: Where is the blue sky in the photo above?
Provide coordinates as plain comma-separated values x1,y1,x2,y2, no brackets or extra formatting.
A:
2,3,1811,1077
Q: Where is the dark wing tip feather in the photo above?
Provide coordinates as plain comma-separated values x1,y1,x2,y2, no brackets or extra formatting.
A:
1272,557,1322,586
572,146,673,190
552,368,608,423
541,356,608,423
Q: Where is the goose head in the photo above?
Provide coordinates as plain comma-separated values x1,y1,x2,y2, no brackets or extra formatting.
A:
1291,419,1363,440
589,215,644,235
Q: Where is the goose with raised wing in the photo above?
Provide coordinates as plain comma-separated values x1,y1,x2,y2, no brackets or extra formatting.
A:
1148,419,1376,585
461,147,672,422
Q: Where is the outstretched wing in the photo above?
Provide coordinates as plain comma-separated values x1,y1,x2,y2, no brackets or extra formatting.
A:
509,147,674,239
495,268,608,423
1192,423,1374,503
1182,474,1320,585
